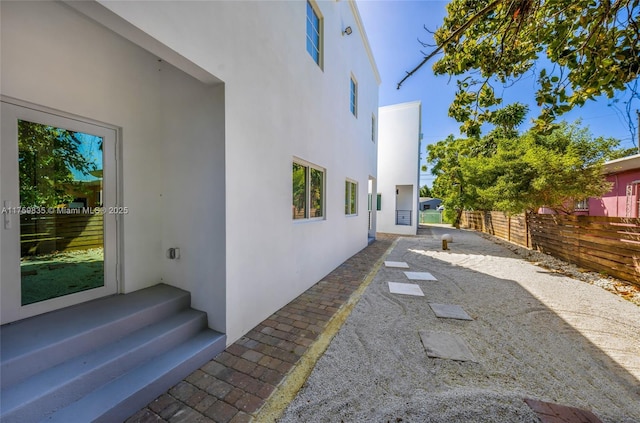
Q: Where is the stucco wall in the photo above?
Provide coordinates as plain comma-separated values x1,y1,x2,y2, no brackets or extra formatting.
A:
1,1,226,330
90,0,380,343
377,101,422,235
589,170,640,217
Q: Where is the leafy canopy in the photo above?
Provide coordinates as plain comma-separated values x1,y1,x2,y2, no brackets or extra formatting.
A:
399,0,640,137
427,119,619,220
19,121,98,207
420,185,432,197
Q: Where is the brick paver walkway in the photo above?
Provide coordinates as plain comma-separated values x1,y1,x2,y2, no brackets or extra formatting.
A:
125,235,397,423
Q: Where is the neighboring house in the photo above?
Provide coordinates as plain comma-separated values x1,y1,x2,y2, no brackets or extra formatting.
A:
419,197,442,211
538,153,640,217
377,101,422,235
588,154,640,217
1,0,379,419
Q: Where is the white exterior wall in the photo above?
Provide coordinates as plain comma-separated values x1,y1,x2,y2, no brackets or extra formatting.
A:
1,0,379,344
377,102,422,235
1,0,227,329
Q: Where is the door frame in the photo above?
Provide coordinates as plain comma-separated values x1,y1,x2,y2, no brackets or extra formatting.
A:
1,97,122,324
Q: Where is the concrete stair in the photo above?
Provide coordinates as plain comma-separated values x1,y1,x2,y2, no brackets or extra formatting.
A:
0,284,226,423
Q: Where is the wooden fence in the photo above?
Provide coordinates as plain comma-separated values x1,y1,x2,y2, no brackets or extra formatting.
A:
461,211,640,286
21,213,103,255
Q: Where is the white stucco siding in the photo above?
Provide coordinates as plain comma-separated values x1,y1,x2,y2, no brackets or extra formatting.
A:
1,1,227,331
377,101,422,235
2,0,378,343
93,1,379,343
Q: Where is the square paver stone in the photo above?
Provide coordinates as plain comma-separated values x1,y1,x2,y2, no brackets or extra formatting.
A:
429,303,473,321
384,261,410,268
419,331,477,362
404,271,437,281
388,282,424,297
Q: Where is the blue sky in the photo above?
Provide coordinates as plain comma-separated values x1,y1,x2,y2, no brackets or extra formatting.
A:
356,0,638,188
71,133,102,182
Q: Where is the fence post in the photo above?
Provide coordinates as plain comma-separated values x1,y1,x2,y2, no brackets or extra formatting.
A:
525,212,530,248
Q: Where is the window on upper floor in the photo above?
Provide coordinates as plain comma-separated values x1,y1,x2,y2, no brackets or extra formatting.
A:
350,76,358,117
371,114,376,142
306,1,322,67
345,180,357,216
293,159,325,220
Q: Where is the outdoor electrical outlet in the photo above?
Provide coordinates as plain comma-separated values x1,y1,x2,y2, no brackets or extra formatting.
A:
167,248,180,259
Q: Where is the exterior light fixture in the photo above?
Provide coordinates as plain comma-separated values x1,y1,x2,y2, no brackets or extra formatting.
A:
343,26,352,36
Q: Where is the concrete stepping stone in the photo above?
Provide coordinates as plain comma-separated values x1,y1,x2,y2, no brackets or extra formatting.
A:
419,331,477,362
387,282,424,297
384,261,409,268
429,303,473,321
404,271,437,281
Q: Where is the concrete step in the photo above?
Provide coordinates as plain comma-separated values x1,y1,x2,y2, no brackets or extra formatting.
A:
1,284,191,388
45,330,226,423
0,284,226,423
1,309,208,423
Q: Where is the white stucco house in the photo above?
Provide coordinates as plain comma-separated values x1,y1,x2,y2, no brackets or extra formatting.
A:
0,1,379,420
376,101,422,235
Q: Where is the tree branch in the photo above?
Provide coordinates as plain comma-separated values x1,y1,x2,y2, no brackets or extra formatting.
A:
397,0,505,89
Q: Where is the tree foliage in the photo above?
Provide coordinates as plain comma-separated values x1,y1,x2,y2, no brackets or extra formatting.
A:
18,121,97,207
419,185,432,197
427,120,619,222
399,0,640,137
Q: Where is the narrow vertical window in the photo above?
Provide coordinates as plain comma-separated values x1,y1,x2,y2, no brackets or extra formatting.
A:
350,77,357,116
293,160,325,220
306,1,321,66
309,167,324,218
292,162,308,220
345,180,357,216
371,114,376,142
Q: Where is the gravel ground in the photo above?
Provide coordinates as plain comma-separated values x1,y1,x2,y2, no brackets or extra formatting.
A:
475,232,640,307
279,226,640,423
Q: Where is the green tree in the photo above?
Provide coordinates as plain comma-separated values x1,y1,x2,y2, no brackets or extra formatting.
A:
427,135,478,226
427,121,619,218
19,121,97,207
419,185,432,197
399,0,639,137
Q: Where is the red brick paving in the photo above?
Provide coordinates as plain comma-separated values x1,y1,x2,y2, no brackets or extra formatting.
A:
524,398,604,423
124,235,396,423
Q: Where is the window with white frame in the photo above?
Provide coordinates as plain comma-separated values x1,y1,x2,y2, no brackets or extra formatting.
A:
575,198,589,211
293,160,325,220
350,76,357,116
306,1,322,66
345,180,357,215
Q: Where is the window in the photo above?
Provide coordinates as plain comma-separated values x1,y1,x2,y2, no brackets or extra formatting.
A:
306,1,322,66
293,160,324,220
345,180,357,215
371,114,376,142
575,199,589,211
350,76,357,116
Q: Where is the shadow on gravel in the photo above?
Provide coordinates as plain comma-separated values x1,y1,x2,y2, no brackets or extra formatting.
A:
279,225,640,423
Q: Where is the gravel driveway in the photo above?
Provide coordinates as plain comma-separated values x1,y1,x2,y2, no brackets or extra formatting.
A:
279,226,640,423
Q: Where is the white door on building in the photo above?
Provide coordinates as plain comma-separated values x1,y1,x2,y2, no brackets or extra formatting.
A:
1,100,119,324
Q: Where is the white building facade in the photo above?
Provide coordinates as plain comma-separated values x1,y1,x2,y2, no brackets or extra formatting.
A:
377,101,422,235
1,0,380,345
